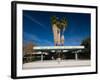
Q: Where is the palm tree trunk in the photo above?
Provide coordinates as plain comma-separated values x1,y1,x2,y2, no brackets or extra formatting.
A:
61,35,64,46
57,29,61,46
52,24,58,46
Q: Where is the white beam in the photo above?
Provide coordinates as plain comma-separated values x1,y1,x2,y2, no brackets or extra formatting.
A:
33,46,85,50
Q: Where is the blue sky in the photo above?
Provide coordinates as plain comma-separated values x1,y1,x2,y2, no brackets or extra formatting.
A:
23,10,91,46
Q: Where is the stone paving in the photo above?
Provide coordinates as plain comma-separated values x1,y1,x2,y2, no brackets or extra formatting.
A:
23,60,90,69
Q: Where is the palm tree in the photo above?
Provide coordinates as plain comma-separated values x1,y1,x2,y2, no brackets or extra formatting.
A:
56,21,61,46
59,17,68,60
51,16,59,46
51,16,57,24
51,16,68,46
51,16,68,60
60,17,68,33
60,17,68,46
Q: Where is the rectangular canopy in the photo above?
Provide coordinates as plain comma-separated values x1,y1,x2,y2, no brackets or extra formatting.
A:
33,46,85,50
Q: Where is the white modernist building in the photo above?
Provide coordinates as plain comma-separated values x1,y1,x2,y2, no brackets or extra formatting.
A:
33,46,85,62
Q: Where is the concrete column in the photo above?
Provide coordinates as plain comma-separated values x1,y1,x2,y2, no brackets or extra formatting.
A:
57,57,61,64
75,52,78,60
41,52,43,61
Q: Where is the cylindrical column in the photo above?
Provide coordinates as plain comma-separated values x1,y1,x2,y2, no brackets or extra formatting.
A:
75,52,78,60
41,52,43,61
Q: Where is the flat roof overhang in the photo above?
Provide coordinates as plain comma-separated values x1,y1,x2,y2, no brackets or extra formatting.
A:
33,46,85,51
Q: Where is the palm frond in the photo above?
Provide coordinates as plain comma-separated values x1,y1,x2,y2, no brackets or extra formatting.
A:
51,16,57,24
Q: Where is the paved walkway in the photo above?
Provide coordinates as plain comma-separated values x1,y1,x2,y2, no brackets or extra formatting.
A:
23,60,90,69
